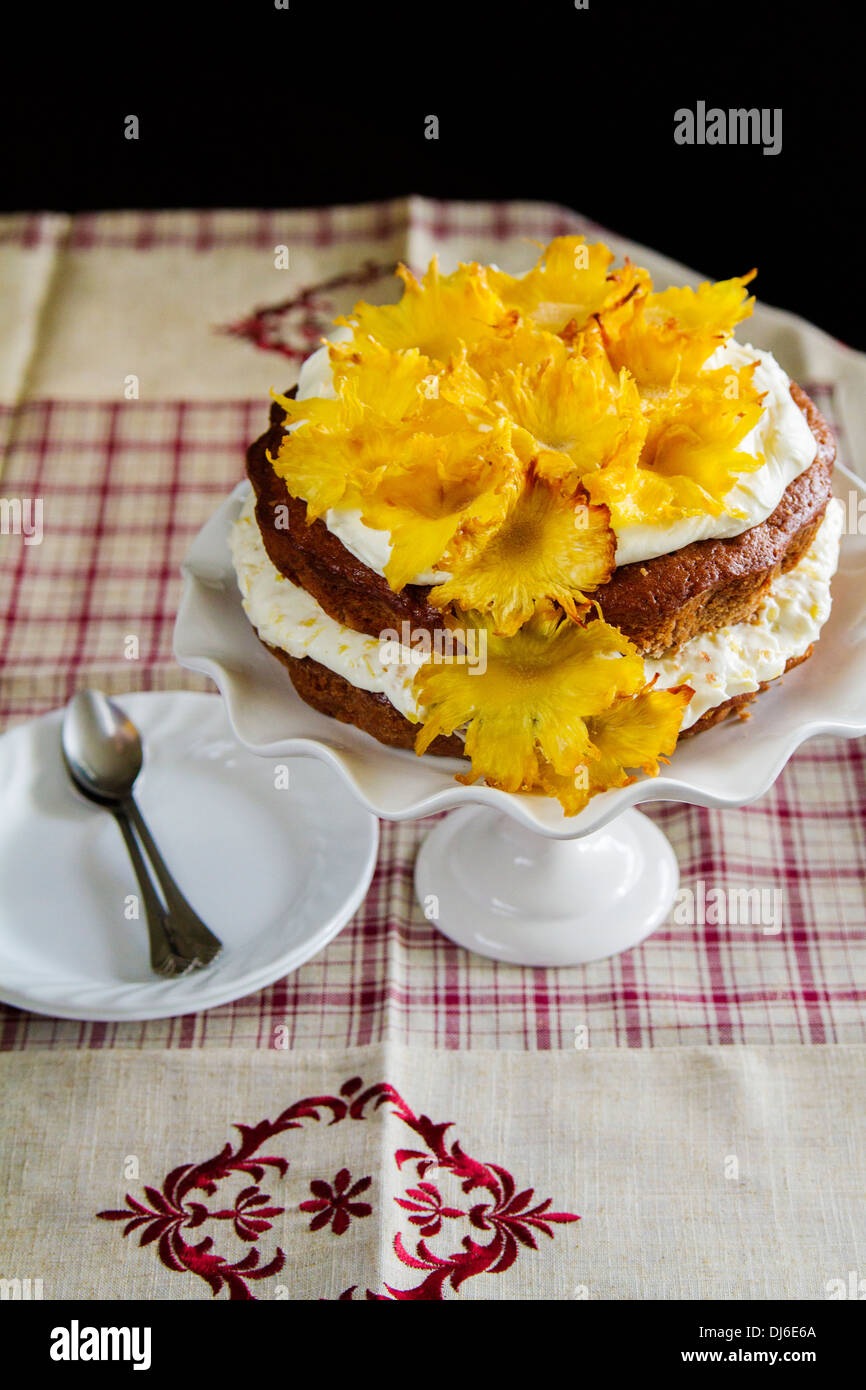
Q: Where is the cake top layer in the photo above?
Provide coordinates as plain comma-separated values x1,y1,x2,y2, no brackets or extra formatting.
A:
271,237,768,596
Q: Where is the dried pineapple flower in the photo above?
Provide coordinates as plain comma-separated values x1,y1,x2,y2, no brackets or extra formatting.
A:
267,388,386,518
488,236,651,335
429,472,615,634
337,259,508,363
605,272,757,388
486,336,646,489
268,347,497,523
646,273,757,335
585,687,693,791
357,422,524,591
464,319,566,384
327,340,439,416
586,362,766,526
414,609,691,815
642,367,766,488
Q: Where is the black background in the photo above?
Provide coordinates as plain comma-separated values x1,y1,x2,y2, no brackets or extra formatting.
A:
2,0,862,344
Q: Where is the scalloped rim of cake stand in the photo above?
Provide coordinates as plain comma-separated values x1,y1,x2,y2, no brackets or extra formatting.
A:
174,463,866,842
174,460,866,964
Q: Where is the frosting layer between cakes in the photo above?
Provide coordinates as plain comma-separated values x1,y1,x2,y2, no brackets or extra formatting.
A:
231,491,843,736
230,491,424,722
646,495,842,725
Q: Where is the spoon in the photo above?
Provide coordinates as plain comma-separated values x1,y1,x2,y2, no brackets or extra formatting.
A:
61,690,223,976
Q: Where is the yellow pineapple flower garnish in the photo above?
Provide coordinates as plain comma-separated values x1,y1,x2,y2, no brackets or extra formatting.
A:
331,338,492,435
463,318,565,385
606,272,756,387
338,259,508,363
585,687,693,793
414,610,690,814
429,473,615,634
586,362,766,526
487,334,646,488
267,389,385,518
646,273,756,336
488,236,651,335
583,455,697,528
642,368,765,489
537,686,693,812
356,423,524,590
435,349,502,424
327,340,439,416
270,413,521,583
269,345,501,522
277,341,478,436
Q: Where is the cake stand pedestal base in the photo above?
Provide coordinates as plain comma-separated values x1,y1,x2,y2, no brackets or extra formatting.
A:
414,804,678,966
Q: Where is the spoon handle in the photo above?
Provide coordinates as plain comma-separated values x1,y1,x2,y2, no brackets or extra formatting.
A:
110,807,189,977
122,797,223,966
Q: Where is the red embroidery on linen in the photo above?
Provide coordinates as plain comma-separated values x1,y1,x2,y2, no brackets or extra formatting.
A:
220,261,397,361
395,1182,465,1238
300,1168,373,1235
97,1075,579,1300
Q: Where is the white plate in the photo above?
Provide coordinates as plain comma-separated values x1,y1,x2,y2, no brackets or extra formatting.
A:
0,691,379,1020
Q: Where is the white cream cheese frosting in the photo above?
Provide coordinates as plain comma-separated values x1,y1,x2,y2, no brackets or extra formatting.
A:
290,336,817,580
231,490,843,738
648,496,843,728
229,491,424,722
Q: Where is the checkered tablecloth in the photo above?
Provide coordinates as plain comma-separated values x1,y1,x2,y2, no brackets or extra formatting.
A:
1,199,864,1052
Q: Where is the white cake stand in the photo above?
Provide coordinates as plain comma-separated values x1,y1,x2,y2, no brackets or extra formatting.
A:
174,463,866,966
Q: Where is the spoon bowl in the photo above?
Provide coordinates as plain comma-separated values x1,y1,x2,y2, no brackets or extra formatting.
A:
62,690,143,801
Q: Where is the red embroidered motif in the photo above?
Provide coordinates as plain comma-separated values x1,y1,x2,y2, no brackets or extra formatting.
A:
220,261,397,361
300,1169,373,1235
395,1182,465,1238
97,1075,579,1300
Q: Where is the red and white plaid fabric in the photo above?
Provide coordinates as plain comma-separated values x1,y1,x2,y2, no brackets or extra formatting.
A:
1,201,864,1052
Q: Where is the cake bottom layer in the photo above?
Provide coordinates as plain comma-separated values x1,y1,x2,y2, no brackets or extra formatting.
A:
231,492,844,757
265,641,814,748
263,642,465,758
